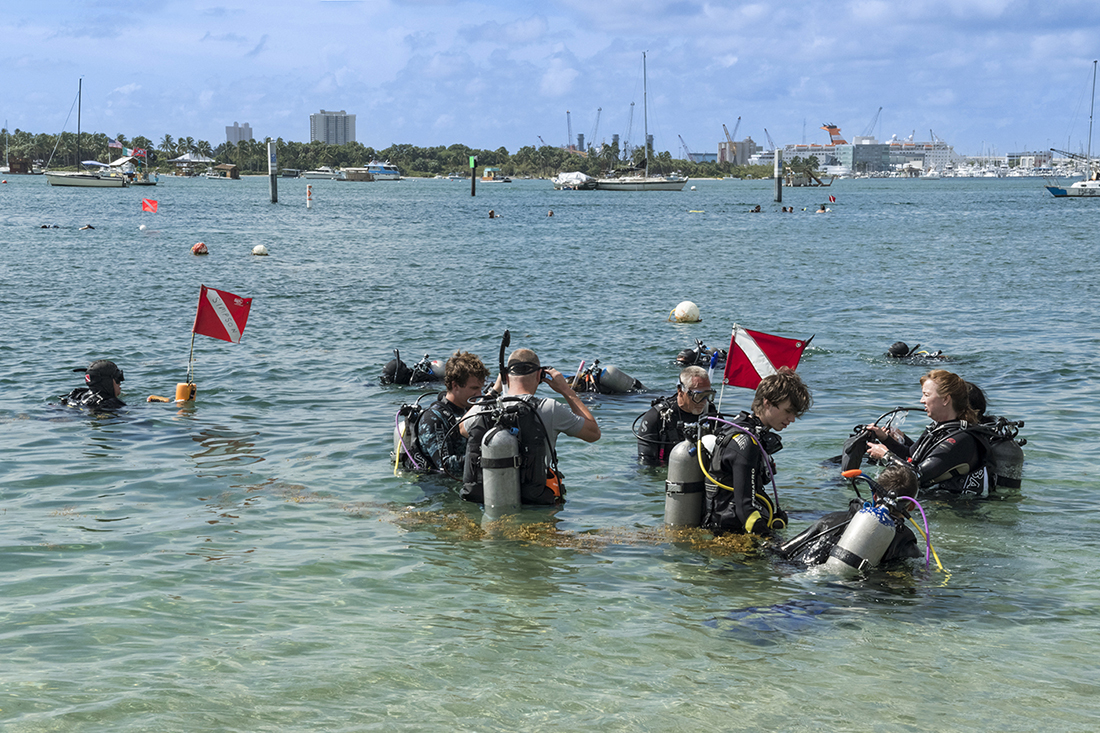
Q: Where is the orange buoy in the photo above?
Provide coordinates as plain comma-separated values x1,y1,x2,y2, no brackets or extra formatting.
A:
191,242,208,255
175,382,197,402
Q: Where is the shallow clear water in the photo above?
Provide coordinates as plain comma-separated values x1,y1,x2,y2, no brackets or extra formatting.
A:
1,173,1098,731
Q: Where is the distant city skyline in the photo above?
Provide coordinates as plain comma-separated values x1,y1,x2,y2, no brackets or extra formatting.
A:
3,2,1100,158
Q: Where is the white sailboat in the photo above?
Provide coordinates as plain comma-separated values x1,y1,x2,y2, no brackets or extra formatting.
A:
1047,60,1100,198
596,53,688,192
45,80,128,188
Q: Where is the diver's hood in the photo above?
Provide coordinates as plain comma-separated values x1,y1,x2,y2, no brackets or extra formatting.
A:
84,360,124,396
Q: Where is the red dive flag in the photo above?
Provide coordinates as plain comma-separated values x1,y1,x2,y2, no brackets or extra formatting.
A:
141,199,157,212
723,325,812,389
192,285,252,343
829,195,836,203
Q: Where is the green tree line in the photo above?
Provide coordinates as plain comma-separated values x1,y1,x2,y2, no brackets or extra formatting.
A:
2,126,774,179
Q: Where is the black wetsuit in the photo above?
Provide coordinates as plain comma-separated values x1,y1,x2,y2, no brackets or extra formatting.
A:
61,388,126,411
636,396,718,465
416,393,467,478
881,420,987,494
702,411,787,536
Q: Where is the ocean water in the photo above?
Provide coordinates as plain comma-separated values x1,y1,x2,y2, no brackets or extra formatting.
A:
1,173,1098,732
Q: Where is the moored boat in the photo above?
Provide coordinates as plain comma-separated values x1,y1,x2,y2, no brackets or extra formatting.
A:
45,80,128,188
595,53,687,192
302,166,345,180
366,160,401,181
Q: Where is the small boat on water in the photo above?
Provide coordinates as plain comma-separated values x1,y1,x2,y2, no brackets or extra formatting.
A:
480,167,511,183
552,171,596,190
45,80,128,188
366,160,401,181
302,166,345,180
1047,60,1099,199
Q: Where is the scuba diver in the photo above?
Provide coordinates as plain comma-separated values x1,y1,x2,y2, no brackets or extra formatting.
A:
885,341,945,361
460,340,600,506
779,464,923,570
701,367,813,536
858,369,1022,495
380,349,444,385
565,359,643,394
676,338,727,368
635,365,720,466
405,351,491,477
61,360,126,410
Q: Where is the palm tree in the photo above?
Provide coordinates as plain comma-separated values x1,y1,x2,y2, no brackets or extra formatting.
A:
159,135,175,157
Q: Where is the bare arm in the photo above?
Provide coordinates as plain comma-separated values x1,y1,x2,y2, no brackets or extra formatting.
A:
545,368,601,443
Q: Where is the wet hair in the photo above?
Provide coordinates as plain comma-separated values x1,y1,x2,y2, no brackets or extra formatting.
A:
920,369,978,423
966,381,987,420
678,365,709,390
876,464,918,497
752,367,812,417
444,351,490,390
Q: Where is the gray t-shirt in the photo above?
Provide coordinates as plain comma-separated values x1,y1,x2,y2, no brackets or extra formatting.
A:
467,393,586,457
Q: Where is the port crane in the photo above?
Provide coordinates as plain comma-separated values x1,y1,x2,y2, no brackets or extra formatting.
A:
763,128,777,152
678,134,695,161
722,117,740,161
862,107,882,138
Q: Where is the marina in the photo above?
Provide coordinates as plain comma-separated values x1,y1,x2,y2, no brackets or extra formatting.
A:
2,175,1098,731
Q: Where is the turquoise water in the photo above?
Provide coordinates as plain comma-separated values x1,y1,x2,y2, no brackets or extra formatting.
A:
2,173,1099,731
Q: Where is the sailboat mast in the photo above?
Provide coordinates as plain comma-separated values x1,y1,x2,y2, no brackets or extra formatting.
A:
76,78,82,168
642,52,649,177
1089,59,1097,162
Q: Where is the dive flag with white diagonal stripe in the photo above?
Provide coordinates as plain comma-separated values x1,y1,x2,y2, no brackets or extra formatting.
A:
192,285,252,343
723,325,812,389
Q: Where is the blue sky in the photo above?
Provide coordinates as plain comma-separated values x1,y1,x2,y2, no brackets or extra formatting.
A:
5,1,1100,157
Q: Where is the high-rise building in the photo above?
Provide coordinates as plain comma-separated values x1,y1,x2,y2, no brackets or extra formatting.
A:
226,121,253,146
310,110,356,145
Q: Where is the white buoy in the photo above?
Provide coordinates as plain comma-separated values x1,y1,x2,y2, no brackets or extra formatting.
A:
252,244,269,256
690,185,697,190
306,184,313,209
669,300,701,323
139,224,147,231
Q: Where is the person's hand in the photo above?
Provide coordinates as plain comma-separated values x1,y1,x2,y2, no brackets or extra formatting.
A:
544,367,570,394
865,424,888,441
866,443,889,461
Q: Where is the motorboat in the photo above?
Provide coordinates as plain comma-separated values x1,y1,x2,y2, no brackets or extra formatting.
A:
366,160,401,181
480,167,511,183
552,171,596,190
302,166,344,179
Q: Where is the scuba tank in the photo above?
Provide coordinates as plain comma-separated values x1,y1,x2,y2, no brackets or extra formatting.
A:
822,502,897,574
596,364,638,394
480,426,522,516
664,439,705,527
985,416,1026,489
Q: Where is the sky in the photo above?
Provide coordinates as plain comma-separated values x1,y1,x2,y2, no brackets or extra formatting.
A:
4,1,1100,158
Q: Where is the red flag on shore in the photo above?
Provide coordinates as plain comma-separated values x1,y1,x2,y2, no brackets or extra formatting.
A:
142,199,157,212
723,325,812,389
192,285,252,344
133,147,147,158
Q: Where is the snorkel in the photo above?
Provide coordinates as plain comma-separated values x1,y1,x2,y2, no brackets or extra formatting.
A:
498,329,510,392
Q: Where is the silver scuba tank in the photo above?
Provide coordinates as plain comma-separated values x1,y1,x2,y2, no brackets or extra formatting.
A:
393,416,410,463
597,365,637,393
665,439,705,527
481,426,521,517
822,503,896,574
